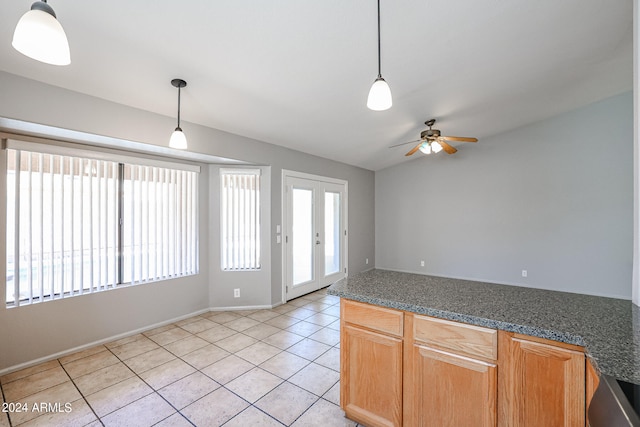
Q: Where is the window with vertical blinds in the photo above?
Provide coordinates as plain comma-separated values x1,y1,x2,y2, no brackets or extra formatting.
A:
5,143,199,307
220,169,261,271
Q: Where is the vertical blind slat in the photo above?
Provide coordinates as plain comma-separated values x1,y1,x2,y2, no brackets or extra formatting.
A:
112,163,118,288
26,152,33,304
79,159,85,295
70,157,75,295
102,162,107,289
97,161,102,291
59,156,65,298
145,166,150,283
13,151,21,307
38,154,44,301
48,155,54,298
89,159,94,293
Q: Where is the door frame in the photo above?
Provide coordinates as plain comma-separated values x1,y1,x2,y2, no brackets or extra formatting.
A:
281,169,348,303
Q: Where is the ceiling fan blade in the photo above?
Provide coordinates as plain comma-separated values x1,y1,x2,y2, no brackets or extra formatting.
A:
389,139,421,148
441,136,478,143
405,142,423,156
437,140,458,154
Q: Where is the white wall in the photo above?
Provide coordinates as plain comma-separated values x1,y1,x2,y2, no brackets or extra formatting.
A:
376,92,633,299
0,71,375,371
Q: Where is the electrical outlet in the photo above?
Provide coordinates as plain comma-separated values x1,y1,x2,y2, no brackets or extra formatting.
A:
420,260,425,267
234,288,240,298
522,270,527,278
366,258,369,265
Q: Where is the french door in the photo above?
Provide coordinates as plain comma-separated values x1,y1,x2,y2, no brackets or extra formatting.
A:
284,173,347,300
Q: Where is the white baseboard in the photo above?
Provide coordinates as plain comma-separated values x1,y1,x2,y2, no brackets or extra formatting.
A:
210,304,277,311
0,308,210,377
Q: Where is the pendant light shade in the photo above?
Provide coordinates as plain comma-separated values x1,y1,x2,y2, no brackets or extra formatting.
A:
169,79,188,150
367,77,392,111
367,0,392,111
170,128,187,150
12,1,70,66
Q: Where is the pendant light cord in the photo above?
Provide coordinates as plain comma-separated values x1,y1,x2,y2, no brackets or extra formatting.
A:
177,86,181,128
377,0,382,78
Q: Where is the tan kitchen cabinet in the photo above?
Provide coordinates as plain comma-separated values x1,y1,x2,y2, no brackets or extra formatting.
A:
341,299,404,427
404,314,498,427
498,331,585,427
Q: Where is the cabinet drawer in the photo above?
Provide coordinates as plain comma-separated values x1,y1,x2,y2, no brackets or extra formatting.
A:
342,300,403,337
413,315,497,361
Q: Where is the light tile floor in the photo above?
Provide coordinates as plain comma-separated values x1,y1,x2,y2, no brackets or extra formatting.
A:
0,289,363,427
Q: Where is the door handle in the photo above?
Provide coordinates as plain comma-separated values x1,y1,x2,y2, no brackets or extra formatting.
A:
316,240,321,245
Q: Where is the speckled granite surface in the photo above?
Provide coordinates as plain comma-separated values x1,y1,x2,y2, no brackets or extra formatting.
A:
327,269,640,384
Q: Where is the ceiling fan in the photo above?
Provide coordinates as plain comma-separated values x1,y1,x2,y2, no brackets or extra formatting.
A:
390,119,478,156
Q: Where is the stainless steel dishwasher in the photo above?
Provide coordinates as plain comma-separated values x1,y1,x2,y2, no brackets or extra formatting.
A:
588,375,640,426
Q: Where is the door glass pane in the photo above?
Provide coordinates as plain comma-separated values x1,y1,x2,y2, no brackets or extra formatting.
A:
324,191,340,276
292,187,313,285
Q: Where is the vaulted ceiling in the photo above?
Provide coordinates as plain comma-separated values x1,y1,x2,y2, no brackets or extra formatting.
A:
0,0,633,171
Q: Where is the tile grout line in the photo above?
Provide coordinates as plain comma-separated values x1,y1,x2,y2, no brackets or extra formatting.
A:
0,378,13,427
221,404,288,426
58,359,105,427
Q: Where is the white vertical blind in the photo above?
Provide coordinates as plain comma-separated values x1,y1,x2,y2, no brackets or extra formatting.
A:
6,147,199,307
6,150,118,306
121,164,198,285
220,169,261,271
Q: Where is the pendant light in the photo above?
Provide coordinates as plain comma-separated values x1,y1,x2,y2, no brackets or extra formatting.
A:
169,79,188,150
12,0,70,66
367,0,392,111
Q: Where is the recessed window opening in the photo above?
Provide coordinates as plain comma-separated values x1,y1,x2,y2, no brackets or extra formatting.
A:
5,142,199,308
220,168,261,271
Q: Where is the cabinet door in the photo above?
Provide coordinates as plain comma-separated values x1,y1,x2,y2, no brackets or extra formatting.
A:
341,324,403,427
406,344,497,427
499,333,585,427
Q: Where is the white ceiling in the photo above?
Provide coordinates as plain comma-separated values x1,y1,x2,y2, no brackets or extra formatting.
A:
0,0,633,171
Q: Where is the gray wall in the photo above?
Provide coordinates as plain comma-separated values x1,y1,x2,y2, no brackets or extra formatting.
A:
0,71,374,371
376,92,633,299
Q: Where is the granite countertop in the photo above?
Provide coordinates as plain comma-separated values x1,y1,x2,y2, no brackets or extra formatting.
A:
327,269,640,384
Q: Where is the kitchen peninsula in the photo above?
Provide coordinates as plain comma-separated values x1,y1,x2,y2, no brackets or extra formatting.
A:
328,269,640,426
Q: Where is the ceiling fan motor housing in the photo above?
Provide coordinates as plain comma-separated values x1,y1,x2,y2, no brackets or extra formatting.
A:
421,129,440,139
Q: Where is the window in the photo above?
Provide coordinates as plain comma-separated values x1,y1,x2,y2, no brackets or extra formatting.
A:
220,169,261,270
5,141,199,307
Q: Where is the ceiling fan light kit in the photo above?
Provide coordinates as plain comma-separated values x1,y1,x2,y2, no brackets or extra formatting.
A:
12,0,70,66
169,78,188,150
419,142,432,155
367,0,392,111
